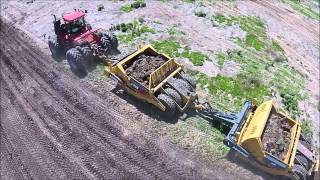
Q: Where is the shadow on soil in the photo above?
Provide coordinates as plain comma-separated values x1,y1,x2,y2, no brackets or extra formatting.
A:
111,88,181,124
52,49,121,78
227,150,285,180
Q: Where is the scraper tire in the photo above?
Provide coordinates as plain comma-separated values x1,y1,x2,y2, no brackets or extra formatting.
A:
295,155,310,170
157,94,176,117
173,79,193,96
292,164,307,180
164,88,182,106
180,73,196,88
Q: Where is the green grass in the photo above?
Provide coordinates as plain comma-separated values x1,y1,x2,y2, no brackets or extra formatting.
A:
271,40,284,52
113,20,155,43
165,118,229,158
120,0,146,13
212,15,271,52
181,48,208,66
281,0,320,20
152,40,208,66
183,0,196,3
245,33,265,51
195,11,207,17
120,5,133,13
195,73,270,111
301,120,313,140
168,27,186,36
152,40,181,57
209,14,306,117
272,66,306,117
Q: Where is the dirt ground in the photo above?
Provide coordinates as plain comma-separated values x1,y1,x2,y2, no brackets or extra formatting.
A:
126,54,167,86
1,0,319,179
0,18,214,179
262,114,292,160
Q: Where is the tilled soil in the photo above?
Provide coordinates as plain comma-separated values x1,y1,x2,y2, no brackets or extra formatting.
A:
126,54,167,86
0,19,201,179
262,114,291,160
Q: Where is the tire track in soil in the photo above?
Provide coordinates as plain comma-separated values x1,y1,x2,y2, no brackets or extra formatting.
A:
0,19,201,179
0,79,86,179
0,54,152,179
1,26,191,180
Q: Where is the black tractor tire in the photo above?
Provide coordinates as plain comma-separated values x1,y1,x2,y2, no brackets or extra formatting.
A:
79,46,93,59
164,88,182,106
66,48,86,74
48,35,61,57
103,32,118,49
180,73,196,88
292,164,307,180
157,94,176,117
295,155,310,170
101,36,111,50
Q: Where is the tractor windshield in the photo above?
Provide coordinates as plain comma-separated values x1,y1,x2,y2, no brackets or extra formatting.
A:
70,17,85,33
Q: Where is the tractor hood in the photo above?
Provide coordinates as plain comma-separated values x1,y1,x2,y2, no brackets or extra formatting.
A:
74,30,98,45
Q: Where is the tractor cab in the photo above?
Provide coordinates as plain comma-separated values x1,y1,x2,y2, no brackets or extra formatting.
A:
53,10,89,35
51,10,98,50
62,11,87,34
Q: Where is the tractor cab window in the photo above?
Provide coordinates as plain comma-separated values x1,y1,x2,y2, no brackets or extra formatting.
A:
69,17,85,33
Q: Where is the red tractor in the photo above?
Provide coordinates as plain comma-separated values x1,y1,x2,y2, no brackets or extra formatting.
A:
48,10,118,74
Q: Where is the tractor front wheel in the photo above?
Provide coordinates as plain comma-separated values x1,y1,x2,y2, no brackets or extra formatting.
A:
66,48,86,75
157,94,176,117
48,35,61,57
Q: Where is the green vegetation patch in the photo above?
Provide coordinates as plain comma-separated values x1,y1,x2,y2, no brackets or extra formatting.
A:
281,0,320,20
195,11,207,17
152,40,208,66
272,66,306,118
111,20,155,44
301,120,313,140
168,27,186,36
211,15,285,53
121,0,146,13
195,73,270,111
165,118,229,159
208,14,306,117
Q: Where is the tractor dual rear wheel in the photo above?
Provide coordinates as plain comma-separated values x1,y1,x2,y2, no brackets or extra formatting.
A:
102,32,118,49
101,36,112,50
66,48,86,74
78,46,93,59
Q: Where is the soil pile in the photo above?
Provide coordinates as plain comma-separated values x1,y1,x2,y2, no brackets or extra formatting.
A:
126,54,167,86
262,114,291,160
